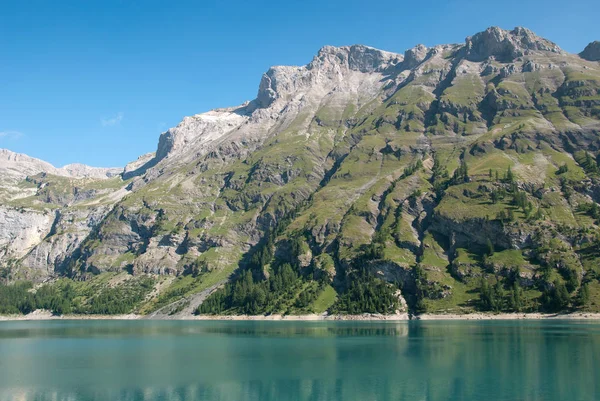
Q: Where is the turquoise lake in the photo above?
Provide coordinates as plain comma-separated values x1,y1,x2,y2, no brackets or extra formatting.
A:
0,320,598,401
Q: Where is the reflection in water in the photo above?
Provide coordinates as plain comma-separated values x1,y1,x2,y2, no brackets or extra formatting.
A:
0,321,410,339
0,320,598,401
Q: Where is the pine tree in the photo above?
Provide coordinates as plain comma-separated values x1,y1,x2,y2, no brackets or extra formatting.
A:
452,160,469,183
480,280,492,310
480,280,504,311
509,281,524,312
505,166,514,183
486,238,494,256
577,283,590,307
493,281,505,311
545,280,569,311
590,202,600,220
557,164,568,174
525,202,534,218
497,210,507,222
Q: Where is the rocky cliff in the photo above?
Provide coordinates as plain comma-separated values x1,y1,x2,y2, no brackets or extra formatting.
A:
580,41,600,61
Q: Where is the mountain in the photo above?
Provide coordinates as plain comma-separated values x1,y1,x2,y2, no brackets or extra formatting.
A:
1,26,600,317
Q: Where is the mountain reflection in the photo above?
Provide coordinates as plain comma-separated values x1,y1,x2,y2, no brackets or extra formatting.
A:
195,322,409,337
0,320,598,401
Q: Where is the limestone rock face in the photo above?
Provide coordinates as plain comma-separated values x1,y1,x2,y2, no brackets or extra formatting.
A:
312,44,402,73
155,108,249,162
122,152,156,180
0,148,131,277
255,44,401,111
403,44,428,69
59,163,122,179
0,207,54,261
465,26,563,62
21,206,112,275
0,149,58,184
0,149,121,182
580,41,600,61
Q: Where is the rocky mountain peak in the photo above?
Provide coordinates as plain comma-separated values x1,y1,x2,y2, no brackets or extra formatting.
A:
580,41,600,61
464,26,563,62
403,44,429,69
60,163,122,179
256,66,292,108
0,148,121,182
256,45,401,108
310,44,402,73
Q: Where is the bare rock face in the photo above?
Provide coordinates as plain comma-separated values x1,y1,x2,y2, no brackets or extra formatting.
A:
122,152,156,180
0,207,54,260
403,44,429,69
0,148,122,182
257,45,402,109
0,148,131,277
132,236,183,275
465,26,563,62
256,70,279,108
22,206,112,274
580,41,600,61
0,149,58,184
311,44,402,73
124,152,155,173
155,108,249,162
59,163,122,179
429,214,513,250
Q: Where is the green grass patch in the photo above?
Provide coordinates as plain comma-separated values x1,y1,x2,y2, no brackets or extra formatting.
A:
311,285,338,313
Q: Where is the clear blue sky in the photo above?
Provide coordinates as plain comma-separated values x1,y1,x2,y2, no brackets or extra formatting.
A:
1,0,598,167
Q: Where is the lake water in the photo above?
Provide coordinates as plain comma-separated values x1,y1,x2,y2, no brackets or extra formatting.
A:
0,320,598,401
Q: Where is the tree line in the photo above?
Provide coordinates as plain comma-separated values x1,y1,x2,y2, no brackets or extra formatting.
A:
0,276,154,315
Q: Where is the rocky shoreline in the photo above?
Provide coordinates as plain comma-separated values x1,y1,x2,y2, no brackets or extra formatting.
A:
2,310,600,321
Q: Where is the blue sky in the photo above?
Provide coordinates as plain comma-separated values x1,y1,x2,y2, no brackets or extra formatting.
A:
1,0,599,167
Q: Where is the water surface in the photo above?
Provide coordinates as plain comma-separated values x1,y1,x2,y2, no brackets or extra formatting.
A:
0,320,598,401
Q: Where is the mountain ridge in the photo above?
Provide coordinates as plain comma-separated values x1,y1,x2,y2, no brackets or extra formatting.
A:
4,26,595,172
0,148,122,180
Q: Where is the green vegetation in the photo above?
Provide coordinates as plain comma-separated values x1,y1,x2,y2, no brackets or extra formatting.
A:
330,270,399,314
197,264,305,315
310,285,338,313
86,277,154,314
0,281,75,315
0,275,154,315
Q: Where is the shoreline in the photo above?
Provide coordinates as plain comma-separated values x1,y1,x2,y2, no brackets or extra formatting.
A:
2,310,600,322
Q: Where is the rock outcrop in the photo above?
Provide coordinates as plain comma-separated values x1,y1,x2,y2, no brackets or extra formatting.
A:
464,26,563,62
580,41,600,61
403,44,428,69
0,207,54,261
